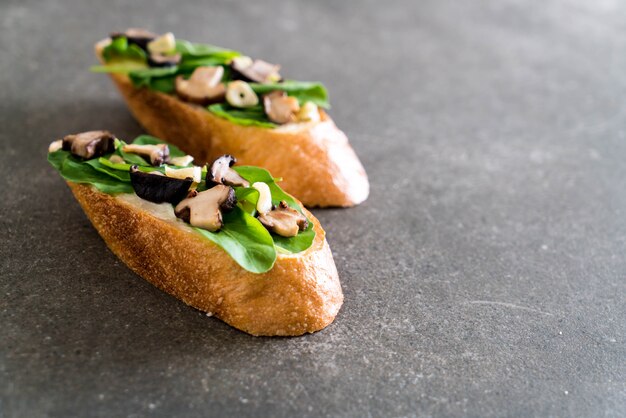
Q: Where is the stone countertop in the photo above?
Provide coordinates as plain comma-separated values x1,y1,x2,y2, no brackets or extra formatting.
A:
1,0,624,416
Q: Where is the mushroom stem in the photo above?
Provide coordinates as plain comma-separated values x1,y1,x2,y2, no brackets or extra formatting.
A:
122,143,170,166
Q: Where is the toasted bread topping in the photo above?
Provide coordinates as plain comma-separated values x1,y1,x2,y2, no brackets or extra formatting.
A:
174,185,236,231
209,155,250,187
263,91,300,124
62,130,115,159
122,143,170,166
258,201,309,237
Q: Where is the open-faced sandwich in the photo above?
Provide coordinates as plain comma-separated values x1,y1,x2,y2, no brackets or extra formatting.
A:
92,29,369,208
48,131,343,336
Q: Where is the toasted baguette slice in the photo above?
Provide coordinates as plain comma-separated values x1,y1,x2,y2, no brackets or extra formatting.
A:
68,182,343,336
95,40,369,208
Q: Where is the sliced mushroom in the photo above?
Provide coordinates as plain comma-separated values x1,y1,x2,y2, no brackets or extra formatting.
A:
62,130,115,159
122,143,170,166
258,201,308,237
226,80,259,108
208,155,250,187
130,166,192,204
175,66,226,105
174,185,237,231
231,57,282,84
148,53,181,67
251,182,272,214
110,28,157,51
263,91,300,124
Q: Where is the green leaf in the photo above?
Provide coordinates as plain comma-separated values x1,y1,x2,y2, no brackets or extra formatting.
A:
250,80,330,109
175,40,240,60
207,104,277,128
85,159,131,182
193,206,276,273
48,151,133,194
90,62,148,73
128,67,179,93
233,166,315,254
271,221,315,254
233,166,299,209
102,37,147,62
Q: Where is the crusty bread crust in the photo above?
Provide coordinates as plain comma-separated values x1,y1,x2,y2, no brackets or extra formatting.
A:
68,182,343,336
96,40,369,207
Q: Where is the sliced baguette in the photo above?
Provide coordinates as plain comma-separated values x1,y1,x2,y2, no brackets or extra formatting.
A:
95,40,369,208
68,182,343,336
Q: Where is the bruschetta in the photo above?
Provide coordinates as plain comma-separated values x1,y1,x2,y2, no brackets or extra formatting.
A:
48,131,343,336
92,29,369,208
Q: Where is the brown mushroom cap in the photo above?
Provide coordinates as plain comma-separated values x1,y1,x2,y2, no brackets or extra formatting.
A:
62,130,115,159
208,155,250,187
175,66,226,105
263,91,300,124
174,185,237,231
258,201,308,237
231,58,282,84
122,143,170,166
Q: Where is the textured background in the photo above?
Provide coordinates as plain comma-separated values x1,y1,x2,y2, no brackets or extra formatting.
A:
1,0,625,417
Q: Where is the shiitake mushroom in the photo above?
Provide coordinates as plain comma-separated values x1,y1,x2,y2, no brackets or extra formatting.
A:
129,166,192,204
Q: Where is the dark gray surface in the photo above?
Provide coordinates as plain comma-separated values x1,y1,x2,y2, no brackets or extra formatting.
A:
1,0,625,417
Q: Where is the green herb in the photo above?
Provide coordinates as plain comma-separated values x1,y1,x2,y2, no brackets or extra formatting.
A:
194,206,276,273
207,104,278,128
102,36,147,62
233,166,316,253
250,81,330,109
175,40,240,60
47,151,133,194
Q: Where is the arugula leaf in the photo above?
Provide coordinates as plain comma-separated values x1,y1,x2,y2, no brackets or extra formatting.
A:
207,104,277,128
193,206,276,273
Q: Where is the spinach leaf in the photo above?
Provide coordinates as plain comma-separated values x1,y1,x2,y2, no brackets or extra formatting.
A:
193,206,276,273
250,81,330,109
90,62,148,73
48,150,134,194
272,222,315,254
85,159,131,182
175,40,240,61
102,37,147,62
207,104,277,128
128,67,180,93
233,166,315,254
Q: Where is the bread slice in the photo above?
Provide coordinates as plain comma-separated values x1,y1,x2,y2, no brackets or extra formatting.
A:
95,40,369,208
68,182,343,336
